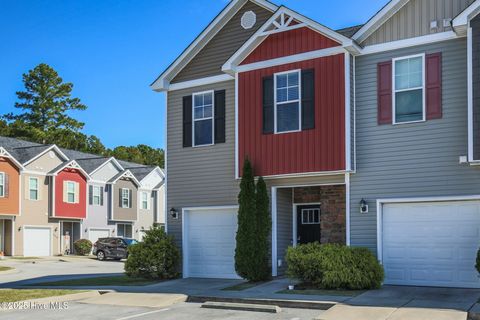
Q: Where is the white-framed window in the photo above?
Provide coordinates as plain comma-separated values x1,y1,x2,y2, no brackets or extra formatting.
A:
117,223,133,238
274,69,301,133
393,54,425,124
193,90,214,147
141,191,149,210
0,172,4,197
29,177,39,200
301,208,320,224
121,188,130,208
92,186,101,206
66,181,76,203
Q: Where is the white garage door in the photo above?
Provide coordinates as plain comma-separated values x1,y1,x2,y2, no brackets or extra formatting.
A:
185,208,239,279
89,228,110,244
24,227,51,257
382,201,480,288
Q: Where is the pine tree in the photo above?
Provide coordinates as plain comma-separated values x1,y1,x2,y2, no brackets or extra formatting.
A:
235,158,257,279
254,176,271,281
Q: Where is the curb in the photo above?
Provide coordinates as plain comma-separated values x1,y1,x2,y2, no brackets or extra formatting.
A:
468,303,480,320
188,295,336,310
202,301,281,313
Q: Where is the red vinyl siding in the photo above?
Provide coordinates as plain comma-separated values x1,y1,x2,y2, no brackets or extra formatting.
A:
238,54,346,177
55,169,87,219
241,27,340,65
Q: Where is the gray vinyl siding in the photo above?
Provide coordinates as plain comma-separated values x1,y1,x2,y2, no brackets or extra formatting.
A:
166,80,238,249
362,0,474,46
350,38,480,253
472,15,480,159
171,1,272,83
276,188,293,275
113,179,138,222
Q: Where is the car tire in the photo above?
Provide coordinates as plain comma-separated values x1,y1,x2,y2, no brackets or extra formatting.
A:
97,251,106,261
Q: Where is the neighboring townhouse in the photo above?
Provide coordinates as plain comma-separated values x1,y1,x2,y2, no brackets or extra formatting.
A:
126,165,165,240
152,0,480,288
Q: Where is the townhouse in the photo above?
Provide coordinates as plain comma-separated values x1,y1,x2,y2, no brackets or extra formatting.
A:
0,136,165,256
152,0,480,288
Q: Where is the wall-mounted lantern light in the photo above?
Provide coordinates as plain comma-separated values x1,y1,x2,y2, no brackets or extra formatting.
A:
18,226,22,232
359,199,369,214
170,207,179,220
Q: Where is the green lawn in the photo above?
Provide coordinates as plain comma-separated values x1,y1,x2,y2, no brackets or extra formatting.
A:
9,257,40,260
277,288,365,296
0,266,13,272
222,281,266,291
0,289,83,302
30,275,157,287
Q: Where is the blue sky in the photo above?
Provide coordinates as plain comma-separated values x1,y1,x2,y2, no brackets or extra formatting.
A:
0,0,388,149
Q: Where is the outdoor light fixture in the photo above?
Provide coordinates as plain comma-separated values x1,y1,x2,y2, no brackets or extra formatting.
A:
170,207,178,219
18,226,22,232
54,227,58,232
359,199,369,214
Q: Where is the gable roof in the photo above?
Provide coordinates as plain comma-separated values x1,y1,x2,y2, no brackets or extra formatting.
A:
48,159,91,179
108,169,141,186
336,25,364,38
222,6,361,73
150,0,277,92
0,147,24,169
453,0,480,35
13,144,68,166
352,0,409,43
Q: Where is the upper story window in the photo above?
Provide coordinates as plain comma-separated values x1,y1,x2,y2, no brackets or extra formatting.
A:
66,181,76,203
93,186,101,205
121,188,130,208
393,54,425,124
193,91,214,146
274,70,301,133
29,177,39,201
141,191,149,210
0,172,4,197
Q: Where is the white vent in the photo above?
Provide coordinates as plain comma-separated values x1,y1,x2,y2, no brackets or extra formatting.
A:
241,11,256,29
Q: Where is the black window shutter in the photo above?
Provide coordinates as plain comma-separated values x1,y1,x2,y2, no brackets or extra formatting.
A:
89,185,93,205
100,187,104,206
183,95,193,147
129,189,133,208
301,69,315,130
118,189,122,207
214,90,226,143
263,75,274,134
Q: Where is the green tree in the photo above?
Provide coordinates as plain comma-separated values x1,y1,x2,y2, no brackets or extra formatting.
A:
254,176,271,281
4,63,87,132
235,158,257,280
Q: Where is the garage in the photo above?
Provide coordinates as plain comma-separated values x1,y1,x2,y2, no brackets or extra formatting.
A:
183,207,239,279
380,200,480,288
24,226,51,257
89,228,110,244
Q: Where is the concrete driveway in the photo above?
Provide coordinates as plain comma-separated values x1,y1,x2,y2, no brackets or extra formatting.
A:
0,256,125,287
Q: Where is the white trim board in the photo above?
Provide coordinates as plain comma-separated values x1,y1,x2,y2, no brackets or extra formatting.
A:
453,0,480,35
169,74,234,91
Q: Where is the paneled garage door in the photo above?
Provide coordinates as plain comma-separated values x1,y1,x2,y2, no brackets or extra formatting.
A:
184,207,239,279
89,228,110,244
24,227,51,257
382,200,480,288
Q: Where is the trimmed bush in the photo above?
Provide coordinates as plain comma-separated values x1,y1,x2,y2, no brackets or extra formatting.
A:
476,249,480,274
286,243,384,290
74,239,92,256
253,176,271,281
124,226,180,280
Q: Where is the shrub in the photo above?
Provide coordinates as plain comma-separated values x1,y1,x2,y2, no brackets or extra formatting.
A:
476,249,480,274
253,176,271,281
124,226,180,280
74,239,92,256
286,243,384,290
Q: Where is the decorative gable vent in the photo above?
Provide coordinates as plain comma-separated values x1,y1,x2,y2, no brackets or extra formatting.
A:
260,12,305,35
241,11,256,29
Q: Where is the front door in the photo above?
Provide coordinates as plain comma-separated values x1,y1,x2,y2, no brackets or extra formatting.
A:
297,205,321,244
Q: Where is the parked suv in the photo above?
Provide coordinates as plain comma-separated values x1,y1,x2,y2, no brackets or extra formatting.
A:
93,237,138,261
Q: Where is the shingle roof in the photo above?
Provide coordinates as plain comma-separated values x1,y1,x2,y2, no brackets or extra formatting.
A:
9,145,53,164
76,157,112,174
128,166,156,181
336,24,364,38
118,160,146,169
0,136,40,149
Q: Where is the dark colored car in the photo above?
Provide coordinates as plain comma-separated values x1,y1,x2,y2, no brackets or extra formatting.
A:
93,237,138,261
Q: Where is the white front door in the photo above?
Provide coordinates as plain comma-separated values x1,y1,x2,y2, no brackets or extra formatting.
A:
24,227,51,257
185,207,239,279
89,228,110,244
382,201,480,288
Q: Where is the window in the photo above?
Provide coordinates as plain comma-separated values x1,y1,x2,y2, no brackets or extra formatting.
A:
66,181,76,203
92,186,101,205
393,54,425,124
0,172,4,197
121,188,130,208
29,177,38,200
141,192,149,210
275,70,301,133
193,91,214,146
117,224,133,238
301,208,320,224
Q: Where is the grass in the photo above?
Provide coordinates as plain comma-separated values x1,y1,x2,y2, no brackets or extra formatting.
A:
222,281,266,291
277,283,365,296
0,289,83,302
9,257,40,260
29,275,157,287
0,266,13,272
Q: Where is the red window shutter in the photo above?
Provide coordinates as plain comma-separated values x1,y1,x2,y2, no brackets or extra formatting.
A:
377,61,392,125
426,52,442,120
